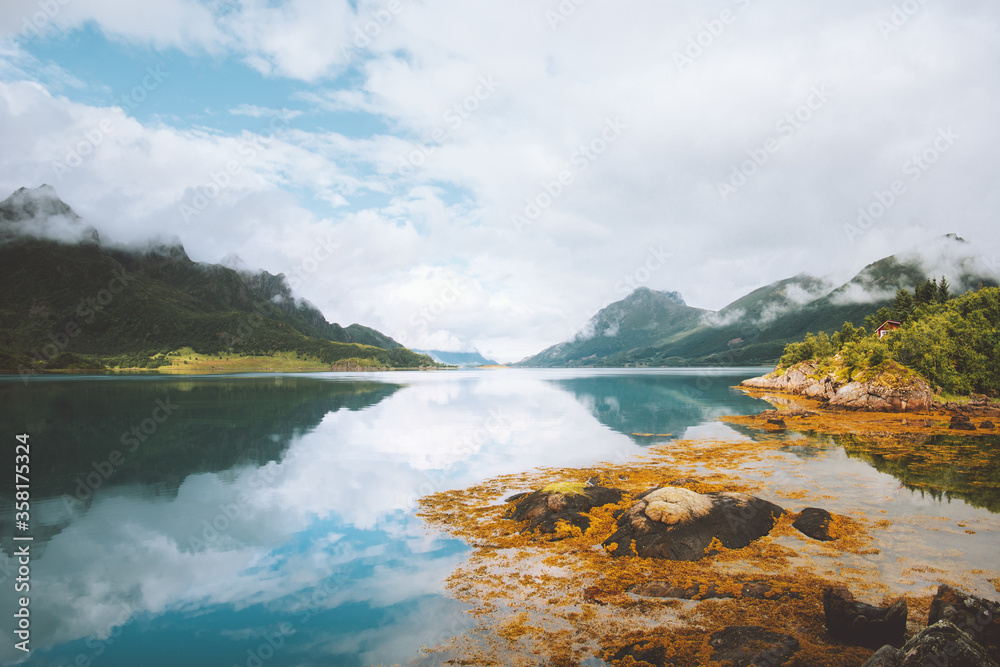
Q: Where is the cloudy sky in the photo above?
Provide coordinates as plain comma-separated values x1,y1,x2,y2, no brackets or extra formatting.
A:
1,0,998,362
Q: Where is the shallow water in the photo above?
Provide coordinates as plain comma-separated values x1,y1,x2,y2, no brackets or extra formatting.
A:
0,368,996,666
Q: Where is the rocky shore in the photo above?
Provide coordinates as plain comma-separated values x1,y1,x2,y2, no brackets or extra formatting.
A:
416,386,1000,666
740,360,936,412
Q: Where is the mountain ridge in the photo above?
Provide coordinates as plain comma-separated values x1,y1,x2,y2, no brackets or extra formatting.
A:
517,234,999,368
0,186,433,372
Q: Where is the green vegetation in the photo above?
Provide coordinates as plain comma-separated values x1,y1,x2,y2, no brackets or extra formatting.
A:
0,236,438,374
777,283,1000,396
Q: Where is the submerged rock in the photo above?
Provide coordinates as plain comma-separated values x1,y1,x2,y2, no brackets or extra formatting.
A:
792,507,837,541
950,414,977,431
602,486,785,560
927,584,1000,661
823,585,907,648
505,483,622,535
708,626,800,667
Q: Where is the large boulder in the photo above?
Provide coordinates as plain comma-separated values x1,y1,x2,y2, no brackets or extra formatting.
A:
860,621,1000,667
829,377,934,412
823,586,907,648
927,584,1000,661
505,483,623,535
602,486,785,560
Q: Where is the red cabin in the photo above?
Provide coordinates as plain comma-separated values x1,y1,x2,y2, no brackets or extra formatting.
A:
876,320,901,339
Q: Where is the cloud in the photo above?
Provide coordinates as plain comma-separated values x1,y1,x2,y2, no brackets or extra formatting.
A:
1,1,999,362
228,104,302,120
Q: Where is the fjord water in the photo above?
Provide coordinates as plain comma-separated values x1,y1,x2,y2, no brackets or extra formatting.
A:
1,369,998,667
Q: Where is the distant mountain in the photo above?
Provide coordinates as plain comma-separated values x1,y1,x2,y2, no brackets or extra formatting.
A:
413,349,499,367
517,234,999,367
520,288,709,367
0,185,435,371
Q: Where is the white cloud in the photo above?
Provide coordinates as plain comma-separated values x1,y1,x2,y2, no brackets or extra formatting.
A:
228,103,302,119
1,1,999,362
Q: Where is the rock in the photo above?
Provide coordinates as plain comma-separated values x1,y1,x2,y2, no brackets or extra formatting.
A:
927,584,1000,661
823,586,907,648
830,379,935,412
767,418,787,428
896,621,999,667
506,484,623,535
981,420,996,429
742,360,934,412
629,579,800,601
708,626,800,667
860,645,903,667
950,415,977,431
603,486,785,560
792,507,836,541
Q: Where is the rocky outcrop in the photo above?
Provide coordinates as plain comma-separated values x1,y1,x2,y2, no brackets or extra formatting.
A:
741,360,934,412
860,621,1000,667
927,584,999,661
793,507,837,541
823,586,907,648
602,486,785,560
505,484,623,535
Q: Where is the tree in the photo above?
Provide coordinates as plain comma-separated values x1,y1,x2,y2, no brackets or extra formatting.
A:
914,279,936,306
937,275,951,303
893,288,914,322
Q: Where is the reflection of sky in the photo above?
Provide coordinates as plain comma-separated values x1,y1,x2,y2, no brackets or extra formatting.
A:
6,369,996,666
3,369,717,666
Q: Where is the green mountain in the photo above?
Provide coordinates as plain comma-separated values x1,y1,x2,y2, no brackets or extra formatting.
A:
520,288,709,367
0,186,436,372
518,234,998,367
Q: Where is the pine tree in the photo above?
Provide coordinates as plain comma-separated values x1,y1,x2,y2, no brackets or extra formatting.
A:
937,275,950,303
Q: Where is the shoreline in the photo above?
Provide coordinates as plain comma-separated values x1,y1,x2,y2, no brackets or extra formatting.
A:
415,389,1000,666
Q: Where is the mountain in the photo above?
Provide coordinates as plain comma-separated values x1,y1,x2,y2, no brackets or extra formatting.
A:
0,186,435,372
520,288,709,367
413,349,499,367
518,235,999,368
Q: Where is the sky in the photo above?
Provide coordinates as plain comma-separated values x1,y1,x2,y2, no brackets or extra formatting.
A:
1,0,998,363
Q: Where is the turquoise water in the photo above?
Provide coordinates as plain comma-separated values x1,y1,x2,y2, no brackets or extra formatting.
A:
1,369,997,666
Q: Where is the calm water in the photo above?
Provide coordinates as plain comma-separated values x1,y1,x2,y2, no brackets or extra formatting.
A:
1,369,998,667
